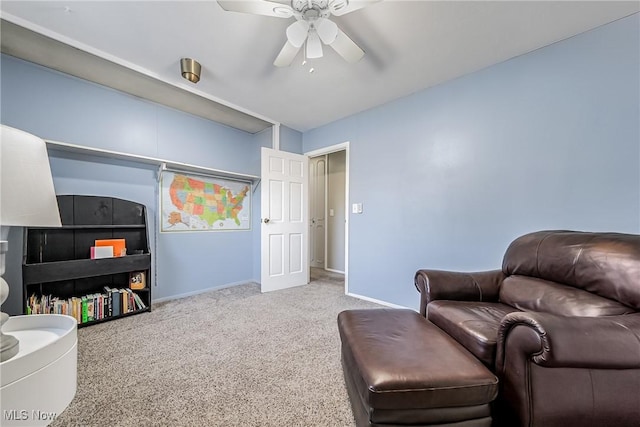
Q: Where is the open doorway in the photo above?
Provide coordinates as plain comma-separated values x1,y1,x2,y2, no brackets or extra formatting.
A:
306,143,349,292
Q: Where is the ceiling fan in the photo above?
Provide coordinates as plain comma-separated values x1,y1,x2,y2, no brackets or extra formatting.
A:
217,0,380,67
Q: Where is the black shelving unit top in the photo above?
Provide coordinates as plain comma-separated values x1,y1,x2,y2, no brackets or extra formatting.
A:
57,195,146,226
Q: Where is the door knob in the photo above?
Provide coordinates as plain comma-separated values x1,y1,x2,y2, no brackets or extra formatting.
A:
263,218,270,223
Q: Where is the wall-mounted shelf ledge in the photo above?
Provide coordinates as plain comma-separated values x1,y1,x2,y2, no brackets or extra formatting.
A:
28,224,147,230
45,140,260,184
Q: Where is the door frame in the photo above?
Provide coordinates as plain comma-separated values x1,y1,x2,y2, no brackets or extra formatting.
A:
304,142,350,294
309,155,328,269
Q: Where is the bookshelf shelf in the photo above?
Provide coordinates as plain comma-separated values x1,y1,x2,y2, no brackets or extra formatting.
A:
22,195,152,326
75,307,151,328
23,254,151,284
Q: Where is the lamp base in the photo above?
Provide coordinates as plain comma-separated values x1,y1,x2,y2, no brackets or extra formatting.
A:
1,264,20,362
0,330,19,362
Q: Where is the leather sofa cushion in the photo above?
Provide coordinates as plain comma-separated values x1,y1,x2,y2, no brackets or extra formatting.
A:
499,275,634,316
338,309,498,411
427,301,520,366
502,230,640,309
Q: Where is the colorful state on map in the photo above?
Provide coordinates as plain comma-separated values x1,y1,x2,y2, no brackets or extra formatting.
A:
168,174,249,226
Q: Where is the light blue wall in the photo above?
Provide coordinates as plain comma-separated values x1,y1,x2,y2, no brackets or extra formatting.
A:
303,14,640,309
1,55,258,172
280,125,303,154
1,54,264,312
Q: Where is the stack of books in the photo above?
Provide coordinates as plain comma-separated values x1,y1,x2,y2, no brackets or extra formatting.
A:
27,287,147,324
90,238,127,259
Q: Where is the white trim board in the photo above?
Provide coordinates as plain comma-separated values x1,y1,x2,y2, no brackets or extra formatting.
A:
46,139,259,182
346,292,415,311
272,123,280,151
305,142,349,158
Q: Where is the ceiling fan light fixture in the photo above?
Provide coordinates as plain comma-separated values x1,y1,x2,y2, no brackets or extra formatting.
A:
306,30,323,59
316,18,338,44
286,20,310,47
180,58,201,83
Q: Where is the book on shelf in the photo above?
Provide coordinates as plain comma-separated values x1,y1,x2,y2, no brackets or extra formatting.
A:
87,297,95,321
110,287,122,317
90,245,114,259
71,297,80,323
81,297,88,323
103,287,113,317
120,289,127,313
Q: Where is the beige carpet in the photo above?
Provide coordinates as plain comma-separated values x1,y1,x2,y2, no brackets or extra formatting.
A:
51,270,381,427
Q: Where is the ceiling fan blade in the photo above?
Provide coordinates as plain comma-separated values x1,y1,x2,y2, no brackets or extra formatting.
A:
274,41,302,67
217,0,293,18
329,0,381,16
316,19,338,45
306,30,323,59
286,20,310,48
329,28,364,63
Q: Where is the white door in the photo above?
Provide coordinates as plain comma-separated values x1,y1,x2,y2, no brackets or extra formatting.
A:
261,147,309,292
309,156,326,268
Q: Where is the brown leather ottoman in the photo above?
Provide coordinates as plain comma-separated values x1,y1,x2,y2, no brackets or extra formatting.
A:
337,309,498,427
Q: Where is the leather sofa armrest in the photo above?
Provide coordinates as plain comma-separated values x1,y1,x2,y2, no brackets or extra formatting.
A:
496,312,640,370
414,269,504,316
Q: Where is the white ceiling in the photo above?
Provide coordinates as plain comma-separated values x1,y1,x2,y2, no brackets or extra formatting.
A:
1,1,638,133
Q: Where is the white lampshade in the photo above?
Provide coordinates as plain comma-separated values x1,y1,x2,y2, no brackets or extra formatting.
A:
0,125,61,228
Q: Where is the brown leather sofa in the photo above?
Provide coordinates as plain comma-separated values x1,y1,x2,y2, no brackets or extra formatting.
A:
415,230,640,426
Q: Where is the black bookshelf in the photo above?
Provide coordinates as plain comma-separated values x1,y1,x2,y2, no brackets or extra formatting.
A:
22,195,152,327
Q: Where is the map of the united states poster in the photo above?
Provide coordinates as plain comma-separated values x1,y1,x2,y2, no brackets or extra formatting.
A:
161,171,251,231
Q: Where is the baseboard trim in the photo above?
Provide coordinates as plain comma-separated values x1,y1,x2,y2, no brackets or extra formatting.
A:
152,280,254,304
152,282,417,312
325,268,345,274
345,292,415,310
